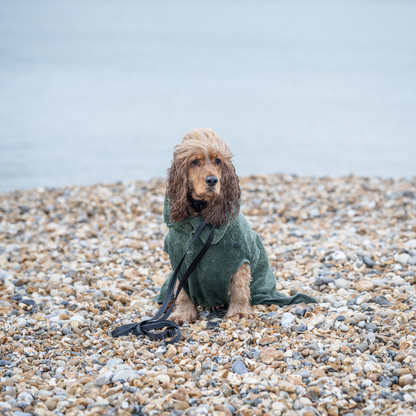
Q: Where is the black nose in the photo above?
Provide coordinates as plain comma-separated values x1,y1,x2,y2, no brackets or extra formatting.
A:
205,176,218,187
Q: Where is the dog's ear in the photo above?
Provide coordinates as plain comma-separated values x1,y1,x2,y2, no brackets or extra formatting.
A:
203,160,241,226
166,160,189,223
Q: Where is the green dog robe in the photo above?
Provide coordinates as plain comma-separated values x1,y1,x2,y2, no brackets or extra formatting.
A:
154,198,317,308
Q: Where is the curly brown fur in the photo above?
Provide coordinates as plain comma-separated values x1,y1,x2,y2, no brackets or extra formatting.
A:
166,157,190,223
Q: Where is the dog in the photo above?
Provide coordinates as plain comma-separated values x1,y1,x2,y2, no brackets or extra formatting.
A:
165,128,253,324
155,128,317,325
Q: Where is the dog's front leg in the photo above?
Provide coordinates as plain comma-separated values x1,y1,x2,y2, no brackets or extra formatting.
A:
170,280,199,325
225,262,254,320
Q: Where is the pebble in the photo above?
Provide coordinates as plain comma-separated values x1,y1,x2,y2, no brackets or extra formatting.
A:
397,253,411,265
332,251,347,263
231,360,247,375
314,276,334,286
356,342,369,353
356,280,374,292
281,312,296,328
334,278,350,289
112,369,138,383
399,374,414,387
95,370,114,387
107,358,123,367
62,326,74,335
363,256,375,268
92,290,104,302
297,324,307,332
16,318,27,328
278,380,296,393
375,295,391,306
0,174,415,415
220,383,232,397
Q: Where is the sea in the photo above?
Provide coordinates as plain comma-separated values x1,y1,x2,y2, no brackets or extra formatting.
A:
0,0,415,192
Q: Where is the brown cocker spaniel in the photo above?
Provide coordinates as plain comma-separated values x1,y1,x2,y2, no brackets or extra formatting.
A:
165,128,254,324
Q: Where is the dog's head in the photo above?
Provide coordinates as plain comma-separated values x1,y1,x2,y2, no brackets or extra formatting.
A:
167,128,241,226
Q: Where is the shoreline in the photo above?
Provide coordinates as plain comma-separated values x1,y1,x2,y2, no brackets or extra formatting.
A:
1,173,416,415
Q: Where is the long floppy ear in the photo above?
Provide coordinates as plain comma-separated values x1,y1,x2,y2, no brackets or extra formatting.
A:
166,160,189,223
203,160,241,226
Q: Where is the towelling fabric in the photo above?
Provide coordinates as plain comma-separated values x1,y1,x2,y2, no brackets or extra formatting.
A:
154,198,318,308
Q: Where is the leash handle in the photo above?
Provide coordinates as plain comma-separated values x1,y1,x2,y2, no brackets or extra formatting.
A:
111,221,216,344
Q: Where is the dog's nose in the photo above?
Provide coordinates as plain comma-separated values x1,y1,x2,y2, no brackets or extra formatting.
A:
205,176,218,187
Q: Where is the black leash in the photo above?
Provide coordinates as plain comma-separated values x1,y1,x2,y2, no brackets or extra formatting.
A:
111,220,215,344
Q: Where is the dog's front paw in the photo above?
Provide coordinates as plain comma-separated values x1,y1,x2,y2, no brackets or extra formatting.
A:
170,310,198,326
225,309,255,321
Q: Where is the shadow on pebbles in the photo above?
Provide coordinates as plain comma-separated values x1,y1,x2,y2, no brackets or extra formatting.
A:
0,174,416,416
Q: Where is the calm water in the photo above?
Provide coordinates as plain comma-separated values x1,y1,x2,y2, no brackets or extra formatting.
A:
0,0,415,192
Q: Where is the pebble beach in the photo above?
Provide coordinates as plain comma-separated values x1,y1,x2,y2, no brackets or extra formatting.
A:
1,174,416,416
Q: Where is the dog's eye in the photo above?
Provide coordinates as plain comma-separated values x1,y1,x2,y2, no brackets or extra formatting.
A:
191,159,200,166
215,158,221,165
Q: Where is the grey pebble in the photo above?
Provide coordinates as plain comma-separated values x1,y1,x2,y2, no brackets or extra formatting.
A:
232,360,247,375
225,402,236,415
379,378,393,388
93,290,104,302
107,358,124,367
62,327,74,335
112,369,138,383
356,343,369,353
375,295,391,306
95,370,114,387
156,346,167,355
314,276,334,286
366,323,377,332
297,324,307,333
363,257,375,268
281,312,296,328
250,349,260,360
